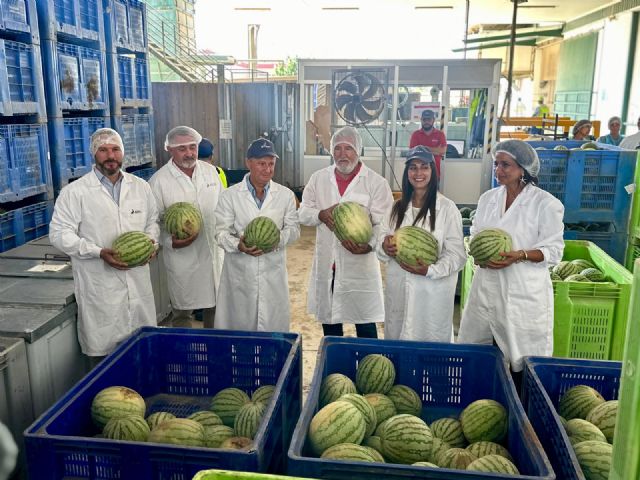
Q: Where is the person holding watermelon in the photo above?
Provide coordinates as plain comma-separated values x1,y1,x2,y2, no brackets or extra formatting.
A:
377,146,466,342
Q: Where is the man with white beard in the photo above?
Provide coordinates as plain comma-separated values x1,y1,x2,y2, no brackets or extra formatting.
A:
299,126,393,338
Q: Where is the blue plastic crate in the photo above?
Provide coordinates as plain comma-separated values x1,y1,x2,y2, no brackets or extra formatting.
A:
288,338,554,480
127,0,146,51
103,0,147,53
0,39,46,119
521,357,621,480
117,54,134,99
131,166,155,181
563,229,627,264
134,57,149,99
22,200,52,241
77,0,102,42
24,327,302,480
36,0,103,42
134,112,154,164
0,208,22,252
112,113,138,166
0,0,39,41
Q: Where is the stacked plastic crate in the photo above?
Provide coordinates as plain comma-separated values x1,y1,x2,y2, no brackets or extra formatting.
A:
624,152,640,270
104,0,155,179
37,0,110,197
0,0,53,253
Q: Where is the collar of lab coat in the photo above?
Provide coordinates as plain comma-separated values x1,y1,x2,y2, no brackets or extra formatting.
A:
167,158,203,179
488,184,535,208
238,173,281,193
88,168,132,187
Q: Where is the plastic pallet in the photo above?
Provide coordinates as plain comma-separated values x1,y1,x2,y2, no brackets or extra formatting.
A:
36,0,104,43
0,0,39,43
522,357,621,480
288,337,554,480
24,327,302,480
0,39,46,119
103,0,147,53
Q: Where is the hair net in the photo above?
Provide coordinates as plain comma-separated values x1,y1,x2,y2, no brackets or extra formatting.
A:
330,126,362,157
90,128,124,156
493,139,540,177
608,116,622,127
164,126,202,151
572,119,592,136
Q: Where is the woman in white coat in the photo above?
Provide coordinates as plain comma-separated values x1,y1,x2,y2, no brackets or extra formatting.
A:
378,146,466,341
457,139,564,383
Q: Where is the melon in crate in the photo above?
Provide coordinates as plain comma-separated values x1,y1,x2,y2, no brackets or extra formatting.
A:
91,386,146,429
459,399,507,444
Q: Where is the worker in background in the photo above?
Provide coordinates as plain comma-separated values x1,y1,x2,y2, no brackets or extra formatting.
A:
149,126,223,328
409,109,447,177
299,126,393,338
198,138,228,188
597,116,624,146
49,129,158,366
214,138,299,332
571,119,596,141
620,115,640,149
457,140,564,389
378,146,466,342
530,96,550,135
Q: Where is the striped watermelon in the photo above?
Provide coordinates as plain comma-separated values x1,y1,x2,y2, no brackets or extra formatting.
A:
559,385,605,420
468,229,512,266
251,385,276,405
363,435,383,453
380,414,433,464
553,261,583,280
103,414,150,441
188,411,223,427
320,373,357,407
244,216,280,251
339,393,378,437
466,454,520,474
203,424,234,448
428,437,451,464
233,401,266,439
308,401,366,456
466,441,513,462
581,268,606,282
210,388,251,427
356,354,396,394
565,273,591,282
91,386,146,429
112,232,155,267
220,436,253,450
146,411,176,430
394,226,439,267
460,399,507,444
585,400,618,443
363,446,386,463
430,417,466,448
413,461,439,468
571,259,596,271
332,202,373,244
387,384,422,417
374,416,393,437
148,418,205,447
550,271,562,281
364,393,397,427
320,443,380,463
164,202,203,239
565,419,607,446
437,448,477,469
573,440,612,480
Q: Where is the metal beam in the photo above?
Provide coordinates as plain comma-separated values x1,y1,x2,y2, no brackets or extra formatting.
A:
464,27,563,44
452,38,536,52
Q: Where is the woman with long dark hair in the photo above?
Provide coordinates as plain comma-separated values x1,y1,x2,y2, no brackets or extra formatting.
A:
377,146,466,341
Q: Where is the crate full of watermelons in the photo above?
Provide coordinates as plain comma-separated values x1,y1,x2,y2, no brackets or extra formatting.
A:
24,327,302,480
287,337,554,479
522,357,621,480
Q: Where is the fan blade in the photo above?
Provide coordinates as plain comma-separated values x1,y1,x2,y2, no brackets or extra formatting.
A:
361,81,383,100
335,93,354,111
343,102,357,123
337,78,358,95
361,98,383,110
354,74,371,93
356,104,376,122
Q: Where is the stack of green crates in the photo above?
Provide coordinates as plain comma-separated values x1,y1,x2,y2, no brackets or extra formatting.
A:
611,258,640,480
625,150,640,270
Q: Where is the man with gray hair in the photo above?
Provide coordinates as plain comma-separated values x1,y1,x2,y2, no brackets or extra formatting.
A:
299,126,393,338
49,128,159,365
149,126,223,328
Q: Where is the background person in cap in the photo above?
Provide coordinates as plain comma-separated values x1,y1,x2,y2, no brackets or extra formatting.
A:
198,138,228,188
299,126,393,338
409,109,447,177
49,128,159,366
571,119,596,141
597,116,625,146
214,138,299,332
377,146,466,342
149,126,223,328
457,139,564,387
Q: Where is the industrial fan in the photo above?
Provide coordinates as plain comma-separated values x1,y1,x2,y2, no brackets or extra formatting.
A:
333,70,387,126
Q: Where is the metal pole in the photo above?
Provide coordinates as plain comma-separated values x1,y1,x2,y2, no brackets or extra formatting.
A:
464,0,470,60
504,0,523,119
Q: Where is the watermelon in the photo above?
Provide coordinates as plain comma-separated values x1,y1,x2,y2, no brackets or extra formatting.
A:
394,226,439,267
244,216,280,251
459,207,472,218
91,386,146,429
437,448,477,469
234,401,266,439
332,202,372,244
364,393,397,427
320,373,357,407
387,384,422,417
374,416,393,437
412,461,439,468
220,436,253,450
380,414,433,464
339,393,378,437
210,388,251,427
362,435,383,453
146,411,176,430
559,385,605,420
466,441,513,462
251,385,276,405
363,446,386,463
188,411,223,427
148,418,205,447
585,400,618,443
571,259,596,270
553,260,583,279
550,271,562,281
565,273,591,282
565,419,607,445
554,145,569,151
460,399,507,444
103,414,150,441
466,454,520,474
112,232,155,267
164,202,203,239
356,354,396,395
462,218,472,227
203,424,234,448
581,142,599,150
468,229,512,266
428,437,451,464
581,268,606,282
430,417,466,448
320,443,380,463
573,440,612,480
308,401,366,456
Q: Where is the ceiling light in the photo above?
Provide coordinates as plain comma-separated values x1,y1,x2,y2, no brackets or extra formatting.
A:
414,5,454,9
234,7,272,11
321,7,360,10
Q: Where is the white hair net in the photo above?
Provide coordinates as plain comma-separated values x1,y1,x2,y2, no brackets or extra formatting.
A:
330,126,362,157
164,126,202,151
493,139,540,177
90,128,124,157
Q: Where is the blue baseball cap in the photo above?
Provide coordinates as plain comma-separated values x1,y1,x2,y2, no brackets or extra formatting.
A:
246,138,279,159
198,138,214,158
405,145,435,164
421,109,436,119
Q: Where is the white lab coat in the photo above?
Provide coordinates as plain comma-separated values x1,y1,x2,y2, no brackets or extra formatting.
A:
214,176,300,332
457,184,565,372
49,170,159,356
298,164,393,325
377,193,466,341
149,160,222,310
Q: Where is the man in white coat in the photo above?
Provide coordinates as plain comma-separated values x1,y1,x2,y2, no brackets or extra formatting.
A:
149,126,222,328
49,128,158,364
299,126,393,338
214,138,300,332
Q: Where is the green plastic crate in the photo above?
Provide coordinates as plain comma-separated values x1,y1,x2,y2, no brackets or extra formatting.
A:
610,258,640,480
627,150,640,239
625,235,640,271
460,253,475,311
193,471,314,480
